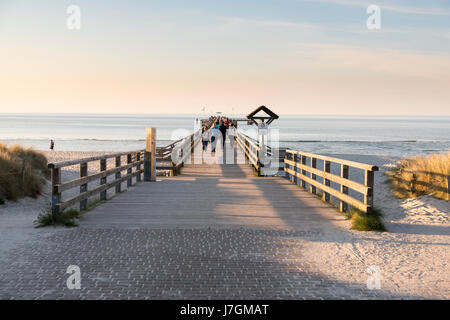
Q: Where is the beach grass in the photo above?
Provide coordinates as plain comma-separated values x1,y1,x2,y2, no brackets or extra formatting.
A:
0,143,49,203
345,208,386,232
386,152,449,200
34,209,81,228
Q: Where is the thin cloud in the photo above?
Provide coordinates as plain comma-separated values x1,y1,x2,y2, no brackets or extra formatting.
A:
292,41,450,78
308,0,450,16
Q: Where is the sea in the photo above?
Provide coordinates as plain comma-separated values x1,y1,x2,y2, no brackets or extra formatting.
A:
1,113,449,157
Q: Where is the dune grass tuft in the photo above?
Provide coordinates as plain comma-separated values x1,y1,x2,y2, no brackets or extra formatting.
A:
0,143,49,203
345,208,386,232
386,152,449,200
34,209,81,228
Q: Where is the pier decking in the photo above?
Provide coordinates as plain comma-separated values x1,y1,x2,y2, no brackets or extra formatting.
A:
82,155,339,230
0,143,402,300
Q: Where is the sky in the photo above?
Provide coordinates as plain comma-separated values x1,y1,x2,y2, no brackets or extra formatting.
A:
0,0,449,115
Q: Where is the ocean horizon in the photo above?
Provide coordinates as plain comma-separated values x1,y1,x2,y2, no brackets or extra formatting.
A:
1,113,449,157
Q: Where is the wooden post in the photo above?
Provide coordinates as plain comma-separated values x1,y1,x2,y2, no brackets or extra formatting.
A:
365,169,374,213
340,164,349,212
301,155,306,189
136,152,141,182
80,162,88,211
256,145,261,176
100,159,107,201
447,175,450,201
51,167,61,216
127,153,132,187
115,156,121,193
410,173,417,196
310,157,317,194
293,153,298,185
322,160,331,203
245,139,249,162
144,128,156,181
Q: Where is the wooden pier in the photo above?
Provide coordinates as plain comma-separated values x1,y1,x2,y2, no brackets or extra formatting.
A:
48,120,380,225
80,145,339,229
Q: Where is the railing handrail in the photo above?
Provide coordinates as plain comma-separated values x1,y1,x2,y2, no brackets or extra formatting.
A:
398,169,449,178
285,149,378,172
284,149,378,213
48,150,144,169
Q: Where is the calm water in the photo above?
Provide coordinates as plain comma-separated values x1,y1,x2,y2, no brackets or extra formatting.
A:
0,113,449,157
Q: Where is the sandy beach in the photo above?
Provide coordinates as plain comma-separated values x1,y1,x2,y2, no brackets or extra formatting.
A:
0,150,448,299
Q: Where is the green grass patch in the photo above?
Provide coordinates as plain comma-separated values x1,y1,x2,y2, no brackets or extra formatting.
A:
346,208,386,232
34,209,81,228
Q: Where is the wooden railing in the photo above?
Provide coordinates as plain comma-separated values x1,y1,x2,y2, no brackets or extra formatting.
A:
156,130,201,174
48,130,201,215
284,149,379,213
391,169,450,200
236,130,261,171
48,150,145,215
236,130,286,175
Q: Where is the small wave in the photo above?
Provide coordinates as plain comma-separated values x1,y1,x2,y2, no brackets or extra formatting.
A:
78,138,146,142
279,139,448,143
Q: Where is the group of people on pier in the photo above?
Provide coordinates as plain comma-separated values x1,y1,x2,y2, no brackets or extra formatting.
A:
201,117,236,154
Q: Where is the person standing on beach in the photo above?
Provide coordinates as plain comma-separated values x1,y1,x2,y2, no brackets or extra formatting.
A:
50,139,54,150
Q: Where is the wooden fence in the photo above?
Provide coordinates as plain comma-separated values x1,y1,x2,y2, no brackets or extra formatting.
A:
236,130,261,171
284,149,379,213
48,150,145,215
48,130,201,216
393,169,450,200
236,130,286,175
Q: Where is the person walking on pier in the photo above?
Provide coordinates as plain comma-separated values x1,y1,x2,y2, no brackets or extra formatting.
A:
210,123,220,154
227,123,236,148
219,121,227,148
201,126,210,152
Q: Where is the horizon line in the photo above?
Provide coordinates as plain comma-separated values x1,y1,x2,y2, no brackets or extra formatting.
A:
1,112,450,118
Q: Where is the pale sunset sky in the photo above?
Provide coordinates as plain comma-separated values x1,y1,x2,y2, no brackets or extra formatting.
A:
0,0,449,115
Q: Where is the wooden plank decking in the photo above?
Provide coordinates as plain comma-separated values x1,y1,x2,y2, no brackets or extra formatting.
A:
81,142,344,230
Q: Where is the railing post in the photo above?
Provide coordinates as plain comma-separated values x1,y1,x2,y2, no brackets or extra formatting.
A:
50,167,61,217
365,169,374,213
447,175,450,201
256,146,261,176
145,128,156,181
340,164,349,212
245,139,250,162
301,155,306,189
80,162,88,211
410,173,417,196
310,157,317,194
115,156,121,193
323,160,331,203
100,159,107,201
293,153,298,185
127,153,132,187
136,152,141,182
